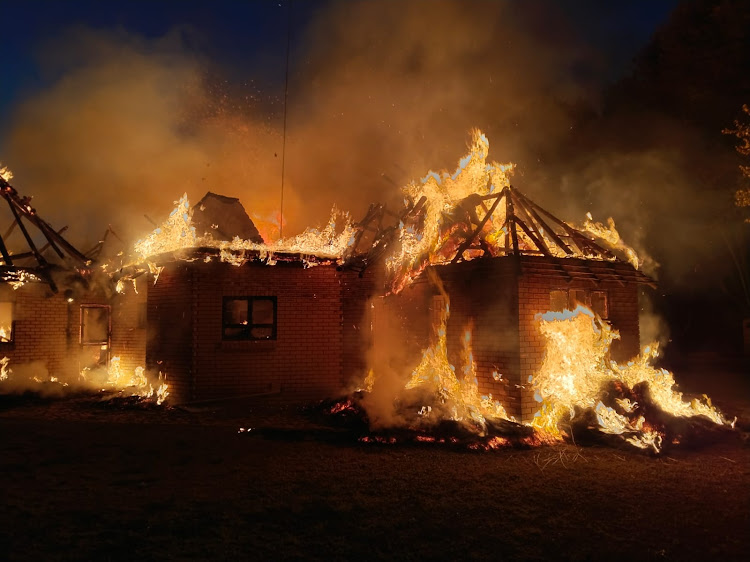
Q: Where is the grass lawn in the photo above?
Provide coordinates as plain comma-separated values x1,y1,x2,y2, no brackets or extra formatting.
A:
1,370,748,561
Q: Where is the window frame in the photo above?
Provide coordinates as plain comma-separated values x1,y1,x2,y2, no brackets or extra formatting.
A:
222,296,278,341
79,304,112,346
548,288,609,319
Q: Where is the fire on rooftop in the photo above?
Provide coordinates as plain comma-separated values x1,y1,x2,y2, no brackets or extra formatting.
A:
0,131,734,453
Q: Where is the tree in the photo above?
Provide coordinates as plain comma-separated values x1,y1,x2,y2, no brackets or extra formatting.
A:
723,103,750,216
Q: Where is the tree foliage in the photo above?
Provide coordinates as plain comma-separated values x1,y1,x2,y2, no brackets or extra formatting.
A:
723,104,750,211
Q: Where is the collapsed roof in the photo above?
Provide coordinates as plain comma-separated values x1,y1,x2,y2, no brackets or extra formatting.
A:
345,184,654,287
0,175,91,291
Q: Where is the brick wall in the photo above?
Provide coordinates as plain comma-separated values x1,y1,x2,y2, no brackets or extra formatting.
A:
341,264,381,383
375,260,521,415
1,282,73,378
192,261,346,401
439,260,521,413
0,279,146,383
146,263,193,402
376,257,642,421
145,260,372,403
110,282,148,375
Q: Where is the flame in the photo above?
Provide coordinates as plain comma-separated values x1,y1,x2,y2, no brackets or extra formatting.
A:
1,270,41,290
128,195,355,268
0,356,10,381
386,130,515,292
580,213,640,269
372,270,512,434
0,164,12,182
383,130,641,293
105,356,169,404
133,194,197,260
530,306,729,451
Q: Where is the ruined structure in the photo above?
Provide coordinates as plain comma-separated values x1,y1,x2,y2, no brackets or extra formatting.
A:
361,185,653,421
0,174,146,382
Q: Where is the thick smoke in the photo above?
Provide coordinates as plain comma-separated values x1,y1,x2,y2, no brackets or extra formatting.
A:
1,1,605,248
1,1,742,316
2,26,285,248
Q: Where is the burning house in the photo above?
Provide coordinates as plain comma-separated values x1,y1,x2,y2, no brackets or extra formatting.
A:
367,185,654,422
1,130,731,451
0,172,148,390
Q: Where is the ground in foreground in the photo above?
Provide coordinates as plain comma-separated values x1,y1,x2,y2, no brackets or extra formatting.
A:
1,372,748,561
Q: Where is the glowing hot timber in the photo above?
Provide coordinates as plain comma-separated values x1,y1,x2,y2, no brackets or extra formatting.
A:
131,194,356,266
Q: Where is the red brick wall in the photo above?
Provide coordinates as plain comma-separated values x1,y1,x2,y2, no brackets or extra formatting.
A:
146,260,373,403
375,261,521,414
378,257,642,421
439,260,521,412
198,262,348,401
516,267,641,421
1,282,73,378
146,263,193,402
110,282,148,375
341,265,381,382
0,279,147,383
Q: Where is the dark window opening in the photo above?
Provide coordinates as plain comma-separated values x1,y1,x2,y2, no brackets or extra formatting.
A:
79,304,111,370
549,290,567,313
590,291,608,319
549,289,608,319
80,305,110,345
223,297,277,340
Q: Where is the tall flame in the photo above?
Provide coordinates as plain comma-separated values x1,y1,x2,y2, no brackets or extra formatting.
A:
386,131,515,292
530,306,729,451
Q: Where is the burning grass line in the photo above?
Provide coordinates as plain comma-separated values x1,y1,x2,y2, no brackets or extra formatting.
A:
720,456,737,463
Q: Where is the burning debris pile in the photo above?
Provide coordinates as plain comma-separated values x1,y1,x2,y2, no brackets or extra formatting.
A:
322,296,735,454
529,306,733,452
0,353,168,405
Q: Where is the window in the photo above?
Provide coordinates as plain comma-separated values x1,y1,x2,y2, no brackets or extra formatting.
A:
0,302,14,344
569,289,587,308
549,289,608,319
80,305,110,345
223,297,277,340
590,291,608,319
79,304,111,369
549,290,567,312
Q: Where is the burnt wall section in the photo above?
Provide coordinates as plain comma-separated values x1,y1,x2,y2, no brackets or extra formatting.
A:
0,280,148,384
146,263,193,402
341,264,381,385
375,277,436,378
110,284,147,375
438,260,521,415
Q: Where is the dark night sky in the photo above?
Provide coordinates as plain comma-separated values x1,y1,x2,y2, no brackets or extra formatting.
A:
0,0,678,124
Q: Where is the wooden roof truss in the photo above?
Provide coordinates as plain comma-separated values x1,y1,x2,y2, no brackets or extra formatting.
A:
1,175,91,289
